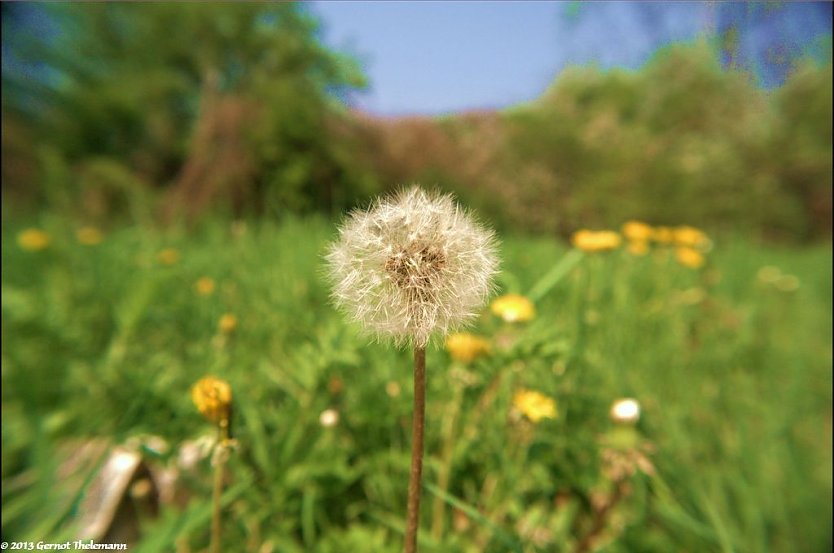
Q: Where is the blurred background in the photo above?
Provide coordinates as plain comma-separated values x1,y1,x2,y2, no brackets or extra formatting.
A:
2,1,831,241
2,3,832,552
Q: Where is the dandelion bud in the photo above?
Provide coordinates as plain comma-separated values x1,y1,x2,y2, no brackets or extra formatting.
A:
325,186,498,347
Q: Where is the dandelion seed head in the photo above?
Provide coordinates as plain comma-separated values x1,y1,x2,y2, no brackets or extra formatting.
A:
610,398,641,425
326,186,499,347
319,408,340,428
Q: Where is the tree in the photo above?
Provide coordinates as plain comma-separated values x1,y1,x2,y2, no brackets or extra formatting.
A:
2,3,374,220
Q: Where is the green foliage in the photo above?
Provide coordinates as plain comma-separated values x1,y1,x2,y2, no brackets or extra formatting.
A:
3,3,377,219
2,215,831,551
494,41,832,240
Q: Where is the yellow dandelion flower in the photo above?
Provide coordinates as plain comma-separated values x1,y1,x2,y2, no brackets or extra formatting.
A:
651,226,675,245
446,332,491,363
513,389,558,423
571,229,622,253
385,381,401,398
621,220,653,242
76,226,104,246
627,240,649,256
757,266,782,284
775,275,800,292
674,226,710,250
17,228,50,251
158,248,180,265
191,376,232,424
676,247,705,269
491,294,536,323
218,313,237,334
195,277,216,296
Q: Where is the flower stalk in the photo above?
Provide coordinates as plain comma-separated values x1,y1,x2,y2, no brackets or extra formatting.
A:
325,186,498,553
210,418,230,553
405,346,427,553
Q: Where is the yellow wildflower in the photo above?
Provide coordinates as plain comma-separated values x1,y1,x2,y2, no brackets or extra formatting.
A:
627,240,649,256
673,226,710,250
446,332,491,363
195,277,216,296
191,376,232,424
218,313,238,334
775,275,800,292
651,226,675,245
571,229,622,253
621,220,653,242
676,247,705,269
17,228,50,251
513,389,558,423
76,226,104,246
158,248,180,265
757,266,782,284
491,294,536,323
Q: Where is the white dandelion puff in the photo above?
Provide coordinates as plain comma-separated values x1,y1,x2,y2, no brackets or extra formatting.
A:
326,186,499,348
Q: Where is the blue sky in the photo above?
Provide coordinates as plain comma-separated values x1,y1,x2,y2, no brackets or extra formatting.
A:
309,1,832,116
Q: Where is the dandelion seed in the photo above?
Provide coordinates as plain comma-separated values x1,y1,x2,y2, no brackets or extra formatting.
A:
325,186,498,347
76,226,104,246
610,398,640,425
513,389,558,423
445,332,491,363
491,294,536,323
17,228,50,251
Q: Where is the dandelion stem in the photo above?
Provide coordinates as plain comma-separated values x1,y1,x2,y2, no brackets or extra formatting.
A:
210,419,229,553
405,346,427,553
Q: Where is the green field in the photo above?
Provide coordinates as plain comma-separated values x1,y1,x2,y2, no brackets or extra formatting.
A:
2,215,831,552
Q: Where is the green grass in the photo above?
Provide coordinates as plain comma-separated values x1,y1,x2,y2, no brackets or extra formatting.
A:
2,214,831,552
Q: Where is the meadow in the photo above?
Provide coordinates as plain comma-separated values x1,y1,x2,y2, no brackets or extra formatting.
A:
2,214,831,552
